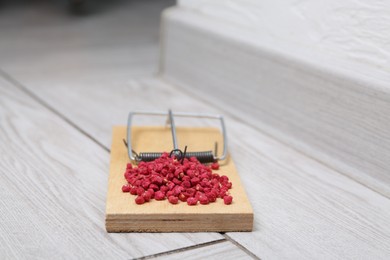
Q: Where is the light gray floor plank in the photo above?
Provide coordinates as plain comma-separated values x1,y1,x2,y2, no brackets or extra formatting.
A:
5,73,390,259
0,3,226,259
0,70,222,260
152,241,253,260
2,1,390,259
161,8,390,199
0,0,170,67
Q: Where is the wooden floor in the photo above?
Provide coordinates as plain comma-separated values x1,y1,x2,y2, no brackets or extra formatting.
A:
1,1,390,259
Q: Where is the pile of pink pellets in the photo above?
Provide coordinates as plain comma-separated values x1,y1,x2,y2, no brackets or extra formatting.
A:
122,152,233,206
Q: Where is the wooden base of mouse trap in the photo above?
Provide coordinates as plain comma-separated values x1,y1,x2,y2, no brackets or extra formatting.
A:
105,126,253,232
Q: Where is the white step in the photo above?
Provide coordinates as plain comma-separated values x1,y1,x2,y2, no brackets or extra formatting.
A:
160,7,390,198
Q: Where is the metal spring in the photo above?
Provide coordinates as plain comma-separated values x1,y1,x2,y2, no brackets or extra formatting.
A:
139,151,215,163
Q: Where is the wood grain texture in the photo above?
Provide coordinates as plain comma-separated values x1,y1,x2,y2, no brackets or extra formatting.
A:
0,2,241,259
0,77,223,259
153,241,252,260
106,126,253,232
160,7,390,198
0,0,173,67
178,0,390,73
9,74,390,259
1,2,390,258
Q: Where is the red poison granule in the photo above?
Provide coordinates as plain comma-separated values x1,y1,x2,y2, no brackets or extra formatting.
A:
122,153,233,205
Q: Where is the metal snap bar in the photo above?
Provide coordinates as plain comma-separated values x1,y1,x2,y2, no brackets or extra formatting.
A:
125,110,228,163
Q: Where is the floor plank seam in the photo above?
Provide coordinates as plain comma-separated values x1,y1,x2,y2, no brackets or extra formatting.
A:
0,69,109,153
222,234,261,260
133,238,226,260
159,76,390,200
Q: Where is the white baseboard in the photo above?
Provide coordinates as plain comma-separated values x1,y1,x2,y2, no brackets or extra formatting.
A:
160,7,390,197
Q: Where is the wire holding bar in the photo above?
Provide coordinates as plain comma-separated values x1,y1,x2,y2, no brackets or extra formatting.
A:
126,110,228,163
168,109,178,150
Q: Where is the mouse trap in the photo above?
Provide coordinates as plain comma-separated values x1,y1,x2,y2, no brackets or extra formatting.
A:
105,110,253,232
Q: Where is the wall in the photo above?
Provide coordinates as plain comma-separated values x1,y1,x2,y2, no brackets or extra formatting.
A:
178,0,390,79
161,2,390,197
